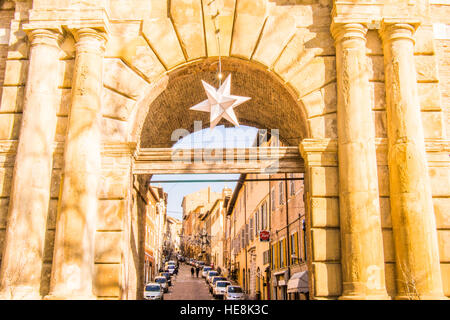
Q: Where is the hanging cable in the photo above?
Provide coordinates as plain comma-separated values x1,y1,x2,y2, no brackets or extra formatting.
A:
208,0,222,85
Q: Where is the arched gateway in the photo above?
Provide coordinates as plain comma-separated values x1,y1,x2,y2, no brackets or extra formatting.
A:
0,0,448,299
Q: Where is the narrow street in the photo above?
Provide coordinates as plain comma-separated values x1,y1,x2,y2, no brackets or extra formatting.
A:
164,264,214,300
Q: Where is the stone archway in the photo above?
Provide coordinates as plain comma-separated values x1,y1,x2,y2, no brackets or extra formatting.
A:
0,0,448,300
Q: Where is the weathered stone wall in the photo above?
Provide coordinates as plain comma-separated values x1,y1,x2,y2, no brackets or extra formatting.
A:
429,0,450,298
0,0,25,280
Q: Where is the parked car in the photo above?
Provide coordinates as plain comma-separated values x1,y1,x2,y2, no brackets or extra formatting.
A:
224,285,245,300
160,272,172,286
202,266,212,278
206,270,219,284
209,276,227,293
212,280,231,299
154,276,169,293
167,264,176,275
144,283,164,300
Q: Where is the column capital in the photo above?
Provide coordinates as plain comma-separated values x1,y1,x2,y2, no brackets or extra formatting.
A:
299,139,338,167
70,27,108,55
330,20,368,43
22,27,64,48
379,19,421,44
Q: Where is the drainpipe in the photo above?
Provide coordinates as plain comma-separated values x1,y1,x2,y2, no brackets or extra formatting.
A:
244,184,248,295
285,173,290,300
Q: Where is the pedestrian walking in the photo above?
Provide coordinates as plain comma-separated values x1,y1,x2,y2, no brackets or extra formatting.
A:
191,267,195,277
195,267,200,277
217,266,221,275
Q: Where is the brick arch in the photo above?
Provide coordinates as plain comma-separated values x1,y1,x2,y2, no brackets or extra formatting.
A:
128,57,312,148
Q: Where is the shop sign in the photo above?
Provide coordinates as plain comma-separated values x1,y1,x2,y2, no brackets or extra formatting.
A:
260,230,270,242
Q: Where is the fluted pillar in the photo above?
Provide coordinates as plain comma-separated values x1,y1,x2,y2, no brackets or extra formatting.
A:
45,28,107,299
0,28,62,299
379,21,445,300
331,22,389,300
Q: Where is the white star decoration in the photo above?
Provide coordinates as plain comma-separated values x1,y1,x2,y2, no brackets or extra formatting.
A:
190,74,251,130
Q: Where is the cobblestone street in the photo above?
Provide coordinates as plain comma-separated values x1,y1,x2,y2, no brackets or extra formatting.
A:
164,264,214,300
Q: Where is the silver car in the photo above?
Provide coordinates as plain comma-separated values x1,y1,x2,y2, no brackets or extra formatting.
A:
213,280,232,299
224,285,245,300
154,276,168,293
144,283,164,300
206,270,219,284
202,266,212,278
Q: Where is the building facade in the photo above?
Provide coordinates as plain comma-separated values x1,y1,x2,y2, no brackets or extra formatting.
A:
227,173,272,300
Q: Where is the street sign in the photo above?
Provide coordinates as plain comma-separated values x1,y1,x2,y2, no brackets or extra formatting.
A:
259,230,270,242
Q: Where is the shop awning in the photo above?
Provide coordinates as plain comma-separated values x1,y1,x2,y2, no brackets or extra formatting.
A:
287,271,309,293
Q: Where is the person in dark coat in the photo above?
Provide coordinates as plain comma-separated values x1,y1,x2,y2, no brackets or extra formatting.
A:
217,266,221,275
191,267,195,277
195,266,200,277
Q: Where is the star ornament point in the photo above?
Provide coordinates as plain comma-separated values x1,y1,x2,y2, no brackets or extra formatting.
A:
189,75,251,130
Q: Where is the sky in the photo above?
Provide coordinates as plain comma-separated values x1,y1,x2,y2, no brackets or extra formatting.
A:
151,125,258,221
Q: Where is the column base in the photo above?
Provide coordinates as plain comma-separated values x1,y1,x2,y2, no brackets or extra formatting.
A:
44,292,97,300
339,294,391,300
0,287,42,300
394,294,448,300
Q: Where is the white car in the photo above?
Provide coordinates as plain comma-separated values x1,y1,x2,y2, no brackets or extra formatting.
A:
224,285,245,300
209,276,227,293
144,283,164,300
212,280,231,299
202,266,212,278
154,276,168,293
167,264,176,275
206,270,219,284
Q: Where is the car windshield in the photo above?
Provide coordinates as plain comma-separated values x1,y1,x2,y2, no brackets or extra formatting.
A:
203,267,211,271
162,273,169,277
155,278,166,283
208,271,218,276
213,277,226,284
228,286,243,293
216,282,231,287
168,265,175,269
145,285,160,291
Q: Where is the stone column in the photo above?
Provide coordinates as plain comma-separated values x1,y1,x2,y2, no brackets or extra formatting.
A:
0,28,62,299
379,21,445,300
331,22,389,299
45,28,107,299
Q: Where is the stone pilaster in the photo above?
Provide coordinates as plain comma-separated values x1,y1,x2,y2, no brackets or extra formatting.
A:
0,28,62,299
331,21,389,300
379,20,445,300
45,27,107,300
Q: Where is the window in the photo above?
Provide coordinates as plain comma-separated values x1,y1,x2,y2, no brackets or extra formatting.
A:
277,241,283,268
263,250,270,265
249,218,254,242
263,202,268,229
290,233,299,264
245,224,249,246
271,244,276,269
289,173,295,196
255,209,259,235
279,182,284,205
271,188,275,211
